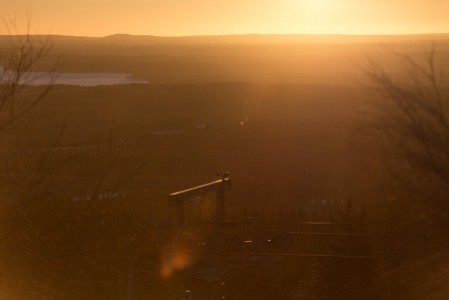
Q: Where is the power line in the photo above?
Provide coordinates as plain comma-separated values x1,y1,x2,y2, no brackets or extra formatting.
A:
222,252,408,260
285,231,426,238
228,252,385,259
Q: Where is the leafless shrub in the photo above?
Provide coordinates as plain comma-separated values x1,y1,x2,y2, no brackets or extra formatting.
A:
0,14,55,132
363,48,449,202
362,47,449,300
0,17,153,299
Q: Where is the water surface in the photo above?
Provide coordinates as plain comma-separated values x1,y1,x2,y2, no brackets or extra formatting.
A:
0,68,148,86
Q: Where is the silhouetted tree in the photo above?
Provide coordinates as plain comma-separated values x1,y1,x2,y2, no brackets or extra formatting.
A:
0,15,54,131
364,48,449,300
364,49,449,212
0,18,156,300
319,200,379,300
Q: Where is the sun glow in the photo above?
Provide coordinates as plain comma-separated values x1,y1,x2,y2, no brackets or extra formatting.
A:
297,0,341,34
4,0,449,36
302,0,330,9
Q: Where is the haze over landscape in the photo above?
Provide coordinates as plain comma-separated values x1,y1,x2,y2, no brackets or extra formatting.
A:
1,1,449,300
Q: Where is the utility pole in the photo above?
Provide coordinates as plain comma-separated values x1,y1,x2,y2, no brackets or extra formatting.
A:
167,173,232,299
168,173,232,251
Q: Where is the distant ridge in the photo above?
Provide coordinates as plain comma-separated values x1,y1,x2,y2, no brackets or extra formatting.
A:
95,33,449,44
2,33,449,45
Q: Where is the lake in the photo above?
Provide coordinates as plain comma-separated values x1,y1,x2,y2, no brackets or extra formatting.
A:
0,68,148,86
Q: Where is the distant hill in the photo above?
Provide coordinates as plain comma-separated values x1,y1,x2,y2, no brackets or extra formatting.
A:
99,33,449,45
2,33,449,46
3,32,449,85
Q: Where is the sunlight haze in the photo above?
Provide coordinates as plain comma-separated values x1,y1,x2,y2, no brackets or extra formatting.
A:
2,0,449,36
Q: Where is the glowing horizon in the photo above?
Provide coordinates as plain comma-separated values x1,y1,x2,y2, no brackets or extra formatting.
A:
2,0,449,37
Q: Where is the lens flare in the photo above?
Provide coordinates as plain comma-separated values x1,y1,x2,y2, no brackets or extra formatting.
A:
159,231,195,279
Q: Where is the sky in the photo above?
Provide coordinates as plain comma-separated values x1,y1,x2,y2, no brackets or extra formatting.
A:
2,0,449,37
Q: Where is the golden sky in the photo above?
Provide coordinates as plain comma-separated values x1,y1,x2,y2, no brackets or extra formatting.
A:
2,0,449,37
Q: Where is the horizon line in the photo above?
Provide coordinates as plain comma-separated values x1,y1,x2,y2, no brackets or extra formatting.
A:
2,32,449,39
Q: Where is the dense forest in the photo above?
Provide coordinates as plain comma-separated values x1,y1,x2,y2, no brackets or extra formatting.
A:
1,33,449,299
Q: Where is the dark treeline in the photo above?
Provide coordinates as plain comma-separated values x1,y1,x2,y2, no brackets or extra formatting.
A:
1,32,449,299
1,81,447,299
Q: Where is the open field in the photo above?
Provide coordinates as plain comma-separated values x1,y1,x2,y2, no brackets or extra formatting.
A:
12,33,447,85
16,34,448,212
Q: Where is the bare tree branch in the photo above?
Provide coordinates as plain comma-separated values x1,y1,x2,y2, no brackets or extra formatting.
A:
0,15,55,132
363,47,449,199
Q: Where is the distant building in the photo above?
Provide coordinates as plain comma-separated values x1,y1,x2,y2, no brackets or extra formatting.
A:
196,123,206,130
72,192,126,201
